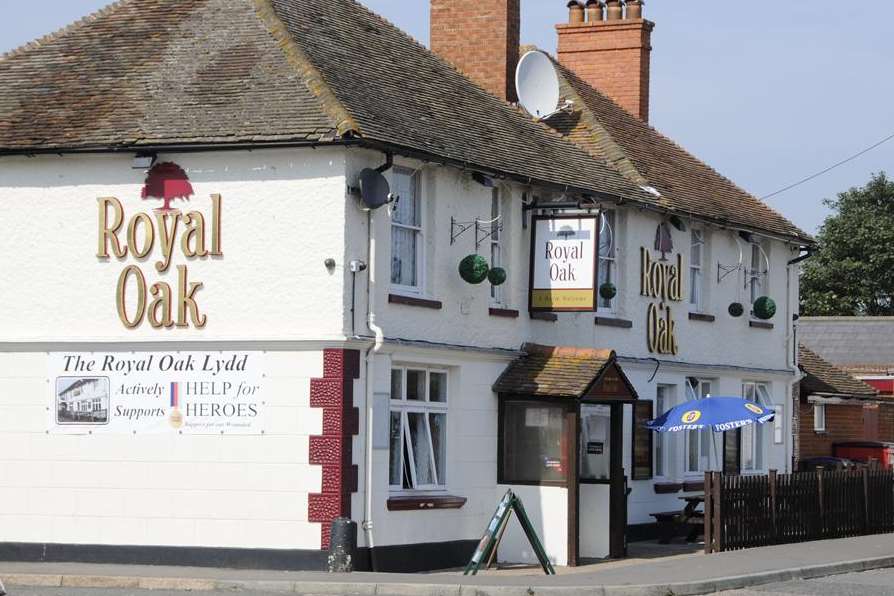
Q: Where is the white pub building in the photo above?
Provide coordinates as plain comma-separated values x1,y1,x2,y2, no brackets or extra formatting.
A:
0,0,813,571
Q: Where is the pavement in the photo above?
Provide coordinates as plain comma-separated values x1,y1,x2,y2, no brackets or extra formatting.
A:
2,534,894,596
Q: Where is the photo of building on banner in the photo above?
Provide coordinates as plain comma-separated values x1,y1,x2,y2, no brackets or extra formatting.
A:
529,215,598,312
48,351,266,435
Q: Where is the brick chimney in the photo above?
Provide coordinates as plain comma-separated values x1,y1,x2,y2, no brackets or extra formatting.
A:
431,0,521,102
556,0,654,121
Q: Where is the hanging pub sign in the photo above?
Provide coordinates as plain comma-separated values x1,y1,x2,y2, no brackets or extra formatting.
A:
640,222,683,355
529,215,598,312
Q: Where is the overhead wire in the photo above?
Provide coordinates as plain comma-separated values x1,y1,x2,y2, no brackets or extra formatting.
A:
761,130,894,200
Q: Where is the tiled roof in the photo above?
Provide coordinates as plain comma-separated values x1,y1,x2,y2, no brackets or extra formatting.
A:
0,0,814,242
493,344,617,398
798,344,878,398
0,0,339,150
0,0,654,206
799,317,894,372
547,57,813,244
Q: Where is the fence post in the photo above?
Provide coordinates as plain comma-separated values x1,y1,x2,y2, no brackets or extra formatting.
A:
862,466,870,534
712,471,722,552
704,471,713,554
817,467,825,538
769,469,778,544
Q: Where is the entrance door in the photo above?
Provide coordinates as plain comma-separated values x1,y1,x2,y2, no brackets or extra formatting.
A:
576,402,626,560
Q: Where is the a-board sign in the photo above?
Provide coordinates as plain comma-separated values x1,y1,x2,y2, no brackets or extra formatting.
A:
464,489,555,576
529,215,598,312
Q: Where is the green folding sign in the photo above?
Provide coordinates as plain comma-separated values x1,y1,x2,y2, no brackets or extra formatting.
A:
464,489,556,576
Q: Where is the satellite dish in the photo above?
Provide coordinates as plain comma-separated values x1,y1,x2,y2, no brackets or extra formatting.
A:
358,168,391,210
516,51,561,119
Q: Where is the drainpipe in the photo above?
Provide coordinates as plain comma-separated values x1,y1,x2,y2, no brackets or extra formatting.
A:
785,247,813,472
362,172,387,571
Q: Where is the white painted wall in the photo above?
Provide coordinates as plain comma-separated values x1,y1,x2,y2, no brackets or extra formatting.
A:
0,149,351,551
0,149,348,342
345,148,799,373
497,485,568,567
0,348,324,549
579,483,611,558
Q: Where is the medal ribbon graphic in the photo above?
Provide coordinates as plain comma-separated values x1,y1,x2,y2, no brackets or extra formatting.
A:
169,381,183,429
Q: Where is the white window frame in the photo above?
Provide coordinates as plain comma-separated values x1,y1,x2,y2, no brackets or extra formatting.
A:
389,366,448,493
690,229,704,311
390,167,425,295
748,241,769,307
489,187,505,306
684,378,714,475
741,381,771,473
598,210,618,313
814,403,826,433
654,384,675,479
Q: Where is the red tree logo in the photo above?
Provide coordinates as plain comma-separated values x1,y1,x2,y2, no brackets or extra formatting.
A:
141,162,194,211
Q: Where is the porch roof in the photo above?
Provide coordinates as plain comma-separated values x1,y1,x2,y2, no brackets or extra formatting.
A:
493,343,637,401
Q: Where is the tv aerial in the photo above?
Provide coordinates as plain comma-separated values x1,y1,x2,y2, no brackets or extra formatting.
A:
515,51,574,121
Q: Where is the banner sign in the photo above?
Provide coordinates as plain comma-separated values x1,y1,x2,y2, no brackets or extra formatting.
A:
49,351,265,435
529,215,598,312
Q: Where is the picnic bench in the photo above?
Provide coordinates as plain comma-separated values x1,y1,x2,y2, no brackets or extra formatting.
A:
650,494,705,544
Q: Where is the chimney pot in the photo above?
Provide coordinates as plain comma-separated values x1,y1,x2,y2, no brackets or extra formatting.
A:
585,0,604,23
555,0,654,121
605,0,622,20
567,1,585,24
626,0,643,19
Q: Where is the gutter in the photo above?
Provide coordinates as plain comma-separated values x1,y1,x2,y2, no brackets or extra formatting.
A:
0,137,815,247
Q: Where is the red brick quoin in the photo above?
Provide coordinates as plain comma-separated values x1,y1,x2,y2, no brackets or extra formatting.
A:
307,349,360,549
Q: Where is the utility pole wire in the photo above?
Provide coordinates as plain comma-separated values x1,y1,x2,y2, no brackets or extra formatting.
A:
761,131,894,200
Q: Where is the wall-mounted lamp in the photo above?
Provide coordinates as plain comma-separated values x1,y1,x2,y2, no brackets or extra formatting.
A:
132,153,157,170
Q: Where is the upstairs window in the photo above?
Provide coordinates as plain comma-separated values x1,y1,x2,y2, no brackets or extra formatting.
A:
748,241,769,306
490,188,504,305
390,168,423,292
690,230,704,310
814,404,826,433
598,210,617,311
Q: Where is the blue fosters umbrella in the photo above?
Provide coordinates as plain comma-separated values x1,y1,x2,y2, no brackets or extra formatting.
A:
645,396,776,470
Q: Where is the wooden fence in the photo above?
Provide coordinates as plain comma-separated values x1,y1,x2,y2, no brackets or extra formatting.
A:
704,467,894,553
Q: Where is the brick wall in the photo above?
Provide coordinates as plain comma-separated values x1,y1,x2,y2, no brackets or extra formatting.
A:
430,0,520,102
799,401,872,461
556,19,654,121
879,403,894,440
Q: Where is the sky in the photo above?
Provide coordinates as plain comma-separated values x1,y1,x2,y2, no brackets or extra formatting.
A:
2,1,893,235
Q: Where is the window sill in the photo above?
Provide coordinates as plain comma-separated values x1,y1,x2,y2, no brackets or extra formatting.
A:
489,307,520,319
689,312,716,323
653,482,683,494
386,495,467,511
749,320,774,330
683,480,705,492
594,316,633,329
389,294,443,310
530,311,558,322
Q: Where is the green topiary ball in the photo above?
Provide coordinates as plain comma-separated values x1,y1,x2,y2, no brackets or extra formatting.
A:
753,296,777,320
728,302,744,318
488,267,507,286
599,282,617,301
459,254,489,284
